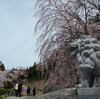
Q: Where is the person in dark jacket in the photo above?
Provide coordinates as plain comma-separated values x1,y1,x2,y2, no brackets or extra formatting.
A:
18,81,23,97
32,86,36,96
26,86,31,96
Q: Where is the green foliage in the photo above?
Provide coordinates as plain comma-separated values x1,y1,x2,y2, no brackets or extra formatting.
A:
3,81,13,89
18,74,26,79
0,89,10,95
0,64,5,71
27,62,42,81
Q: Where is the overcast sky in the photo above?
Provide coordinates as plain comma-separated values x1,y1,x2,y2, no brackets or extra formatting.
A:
0,0,39,69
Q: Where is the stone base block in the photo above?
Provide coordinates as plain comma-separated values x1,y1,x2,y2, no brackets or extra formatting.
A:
78,87,100,95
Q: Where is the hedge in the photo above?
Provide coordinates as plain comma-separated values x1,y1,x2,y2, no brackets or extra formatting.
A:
0,89,10,95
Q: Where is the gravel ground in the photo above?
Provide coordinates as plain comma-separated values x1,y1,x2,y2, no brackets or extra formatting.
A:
6,88,75,99
7,96,35,99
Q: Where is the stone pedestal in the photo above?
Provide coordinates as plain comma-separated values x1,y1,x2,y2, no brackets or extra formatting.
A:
78,87,100,95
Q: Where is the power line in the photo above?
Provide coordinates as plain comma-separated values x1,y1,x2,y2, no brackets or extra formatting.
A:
0,36,37,60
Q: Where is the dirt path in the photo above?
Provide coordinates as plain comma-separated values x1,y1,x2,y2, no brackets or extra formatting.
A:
6,88,74,99
7,96,35,99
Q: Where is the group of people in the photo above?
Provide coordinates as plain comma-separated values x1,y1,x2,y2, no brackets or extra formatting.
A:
26,86,36,96
14,81,36,97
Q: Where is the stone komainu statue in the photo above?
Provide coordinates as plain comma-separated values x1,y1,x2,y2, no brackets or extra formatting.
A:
69,35,100,88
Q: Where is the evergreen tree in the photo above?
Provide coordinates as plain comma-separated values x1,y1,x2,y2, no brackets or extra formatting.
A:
0,64,5,71
27,62,42,81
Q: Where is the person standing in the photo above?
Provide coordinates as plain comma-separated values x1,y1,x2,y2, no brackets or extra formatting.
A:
32,86,36,96
26,86,31,96
18,81,23,97
14,82,19,97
